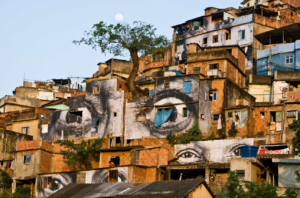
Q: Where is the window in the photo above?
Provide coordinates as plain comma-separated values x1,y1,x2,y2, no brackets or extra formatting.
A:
285,55,294,64
247,3,250,7
213,114,219,121
203,38,207,44
270,111,282,122
42,177,52,189
149,90,155,96
132,150,140,165
114,112,117,117
238,30,246,40
183,108,187,117
260,112,265,119
24,154,31,165
22,127,29,135
177,44,184,53
164,80,170,89
228,112,233,120
208,92,217,101
116,137,121,147
119,84,122,89
109,170,118,182
92,117,99,127
235,111,240,122
201,114,205,121
236,170,245,180
183,81,192,94
41,124,48,134
287,111,296,118
225,30,231,40
110,156,120,166
234,111,247,122
213,35,218,43
227,49,232,54
209,63,219,70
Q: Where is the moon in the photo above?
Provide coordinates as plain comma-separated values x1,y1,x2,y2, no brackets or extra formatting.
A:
115,14,123,22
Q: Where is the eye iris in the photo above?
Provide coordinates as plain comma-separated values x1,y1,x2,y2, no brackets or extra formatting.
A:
233,149,240,156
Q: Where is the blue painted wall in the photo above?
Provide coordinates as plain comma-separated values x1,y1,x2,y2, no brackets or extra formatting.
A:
257,41,300,75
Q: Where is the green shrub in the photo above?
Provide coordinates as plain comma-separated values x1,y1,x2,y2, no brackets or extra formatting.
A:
228,126,238,137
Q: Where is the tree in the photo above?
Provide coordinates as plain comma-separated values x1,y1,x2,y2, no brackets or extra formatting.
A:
288,120,300,155
0,170,12,191
225,171,298,198
288,120,300,182
57,138,104,170
74,21,170,98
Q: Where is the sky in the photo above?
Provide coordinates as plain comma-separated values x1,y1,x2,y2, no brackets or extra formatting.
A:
0,0,242,98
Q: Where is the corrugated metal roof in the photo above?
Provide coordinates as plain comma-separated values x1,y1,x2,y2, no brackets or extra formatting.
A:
116,179,207,198
48,179,212,198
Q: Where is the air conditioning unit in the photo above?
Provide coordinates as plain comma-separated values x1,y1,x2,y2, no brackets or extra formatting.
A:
236,99,249,106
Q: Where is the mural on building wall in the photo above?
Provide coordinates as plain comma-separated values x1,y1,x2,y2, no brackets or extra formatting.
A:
175,138,254,164
85,167,128,183
125,75,199,139
36,172,76,198
40,79,124,142
36,167,128,197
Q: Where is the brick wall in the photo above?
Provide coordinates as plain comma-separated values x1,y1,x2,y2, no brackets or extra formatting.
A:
17,140,39,151
100,151,131,168
288,92,300,101
40,151,52,174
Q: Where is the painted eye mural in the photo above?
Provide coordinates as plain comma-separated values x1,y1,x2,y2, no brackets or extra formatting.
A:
40,79,124,142
175,138,254,164
36,173,76,198
176,148,205,164
89,167,128,183
137,90,198,138
125,75,199,140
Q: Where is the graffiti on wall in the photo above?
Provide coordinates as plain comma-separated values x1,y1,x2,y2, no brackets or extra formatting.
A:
36,167,128,197
175,138,254,164
125,75,199,139
40,79,124,142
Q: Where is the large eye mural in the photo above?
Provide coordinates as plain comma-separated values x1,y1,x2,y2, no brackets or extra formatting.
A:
137,90,198,138
175,138,254,164
36,173,76,198
125,75,199,140
40,79,124,142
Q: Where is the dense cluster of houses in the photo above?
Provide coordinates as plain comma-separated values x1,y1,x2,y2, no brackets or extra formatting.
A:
2,0,300,197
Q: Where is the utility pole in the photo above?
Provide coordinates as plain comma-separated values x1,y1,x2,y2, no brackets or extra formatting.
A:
268,47,272,76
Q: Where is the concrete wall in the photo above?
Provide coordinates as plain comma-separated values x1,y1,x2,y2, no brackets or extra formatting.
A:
0,130,33,160
14,149,41,180
11,119,39,140
230,158,262,182
0,96,41,111
189,183,213,198
248,84,271,102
